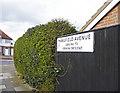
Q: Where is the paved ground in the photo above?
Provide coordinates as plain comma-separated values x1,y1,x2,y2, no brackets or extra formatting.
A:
0,60,34,92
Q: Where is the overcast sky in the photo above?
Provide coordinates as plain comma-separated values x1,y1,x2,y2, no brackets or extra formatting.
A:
0,0,107,41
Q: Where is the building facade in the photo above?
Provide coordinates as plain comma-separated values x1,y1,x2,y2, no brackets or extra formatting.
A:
80,0,120,32
93,1,120,29
0,30,14,56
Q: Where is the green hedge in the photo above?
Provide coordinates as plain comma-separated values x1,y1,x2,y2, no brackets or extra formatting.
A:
14,19,77,91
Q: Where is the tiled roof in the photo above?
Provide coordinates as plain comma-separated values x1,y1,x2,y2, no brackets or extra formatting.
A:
0,30,13,40
80,0,119,32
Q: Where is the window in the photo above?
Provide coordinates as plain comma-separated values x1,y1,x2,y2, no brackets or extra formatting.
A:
4,48,10,56
5,39,11,43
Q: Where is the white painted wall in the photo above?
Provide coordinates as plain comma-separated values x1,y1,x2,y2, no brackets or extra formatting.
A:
0,39,14,47
11,48,14,56
0,47,1,52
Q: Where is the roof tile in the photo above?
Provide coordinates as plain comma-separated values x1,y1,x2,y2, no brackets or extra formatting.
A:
0,30,13,40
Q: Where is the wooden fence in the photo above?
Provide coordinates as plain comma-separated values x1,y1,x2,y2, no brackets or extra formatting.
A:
56,24,120,91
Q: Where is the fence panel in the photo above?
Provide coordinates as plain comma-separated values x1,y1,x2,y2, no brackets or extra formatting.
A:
56,25,119,91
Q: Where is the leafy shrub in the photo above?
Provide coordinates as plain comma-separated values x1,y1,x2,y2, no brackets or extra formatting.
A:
14,18,77,92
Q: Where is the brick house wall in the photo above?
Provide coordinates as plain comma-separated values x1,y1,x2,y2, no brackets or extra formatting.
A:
92,3,120,29
0,30,14,57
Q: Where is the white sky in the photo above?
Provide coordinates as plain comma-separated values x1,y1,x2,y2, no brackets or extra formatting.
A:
0,0,107,41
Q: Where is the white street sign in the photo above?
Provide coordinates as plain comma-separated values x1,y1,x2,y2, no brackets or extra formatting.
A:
57,32,94,52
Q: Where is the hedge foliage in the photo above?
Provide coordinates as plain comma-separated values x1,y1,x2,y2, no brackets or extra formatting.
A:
14,19,77,92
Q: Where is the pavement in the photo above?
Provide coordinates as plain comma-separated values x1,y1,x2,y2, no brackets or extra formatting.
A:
0,60,34,93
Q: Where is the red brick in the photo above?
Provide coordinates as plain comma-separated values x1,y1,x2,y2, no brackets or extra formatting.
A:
93,3,120,29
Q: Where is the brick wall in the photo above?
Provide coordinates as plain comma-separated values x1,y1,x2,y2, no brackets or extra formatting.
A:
93,3,120,29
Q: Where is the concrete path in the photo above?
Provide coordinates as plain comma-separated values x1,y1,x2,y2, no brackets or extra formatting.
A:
0,60,34,92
